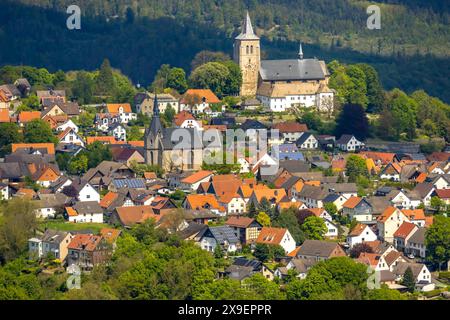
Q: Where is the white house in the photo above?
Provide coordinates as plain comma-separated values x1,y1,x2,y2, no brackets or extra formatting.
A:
57,119,79,133
106,103,137,124
0,183,9,200
324,219,339,238
58,127,85,147
64,180,100,203
179,170,213,192
66,201,104,223
336,135,365,152
108,123,127,141
198,226,240,253
296,132,318,150
377,207,411,243
389,189,421,209
380,163,402,181
346,223,377,248
256,227,296,254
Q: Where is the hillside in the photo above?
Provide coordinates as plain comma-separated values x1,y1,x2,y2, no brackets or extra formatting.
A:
1,0,450,102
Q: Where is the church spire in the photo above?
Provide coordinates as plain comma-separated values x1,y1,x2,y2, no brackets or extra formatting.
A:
299,42,304,60
235,10,259,40
148,93,162,137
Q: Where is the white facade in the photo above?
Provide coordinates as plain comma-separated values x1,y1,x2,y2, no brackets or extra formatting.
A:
0,185,9,200
78,183,100,202
337,136,365,152
297,134,318,150
68,212,104,223
109,125,127,141
59,128,85,147
346,225,377,248
390,191,421,209
324,219,338,238
258,91,334,113
57,120,79,133
199,237,237,253
36,207,57,219
278,230,297,254
223,197,247,215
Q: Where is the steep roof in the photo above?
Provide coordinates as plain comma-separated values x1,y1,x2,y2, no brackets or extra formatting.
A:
106,103,132,114
100,191,119,209
348,223,369,237
115,205,159,226
235,11,259,40
272,122,308,133
181,89,220,104
256,227,288,246
185,194,223,211
0,109,10,123
181,170,213,185
296,240,342,258
393,222,417,239
342,196,362,209
226,216,257,228
173,111,196,126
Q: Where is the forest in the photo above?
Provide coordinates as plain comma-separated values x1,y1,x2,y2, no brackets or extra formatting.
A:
1,0,449,102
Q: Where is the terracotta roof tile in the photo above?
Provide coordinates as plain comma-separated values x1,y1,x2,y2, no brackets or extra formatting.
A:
181,170,213,185
343,196,362,209
18,111,41,123
436,189,450,199
100,191,119,208
115,205,159,226
68,234,103,251
0,109,10,122
402,209,425,221
226,216,256,228
106,103,132,114
272,122,308,133
174,111,196,126
181,89,221,104
256,227,288,246
393,221,417,238
12,143,55,155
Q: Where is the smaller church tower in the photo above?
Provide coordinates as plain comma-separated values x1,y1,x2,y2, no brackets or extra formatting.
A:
234,11,260,97
144,94,163,166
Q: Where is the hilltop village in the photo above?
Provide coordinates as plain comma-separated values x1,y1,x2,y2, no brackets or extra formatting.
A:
0,12,449,300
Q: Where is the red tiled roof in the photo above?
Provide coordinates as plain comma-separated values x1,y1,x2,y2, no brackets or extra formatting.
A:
18,111,41,123
181,89,220,104
225,216,255,228
343,196,362,209
106,103,132,114
0,109,10,122
68,234,103,251
393,221,417,239
256,227,288,246
436,189,450,199
181,170,213,184
174,111,196,126
12,143,55,155
272,122,308,133
100,191,119,208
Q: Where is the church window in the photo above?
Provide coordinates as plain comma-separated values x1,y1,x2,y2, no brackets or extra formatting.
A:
246,46,249,54
250,45,254,54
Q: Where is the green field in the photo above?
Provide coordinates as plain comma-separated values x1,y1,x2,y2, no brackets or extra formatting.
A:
38,219,111,234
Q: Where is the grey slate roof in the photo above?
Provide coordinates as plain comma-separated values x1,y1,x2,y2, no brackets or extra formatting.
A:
40,229,70,244
205,226,239,245
260,59,326,81
279,160,310,173
296,240,341,258
408,227,426,245
72,201,103,214
296,132,316,146
297,185,329,200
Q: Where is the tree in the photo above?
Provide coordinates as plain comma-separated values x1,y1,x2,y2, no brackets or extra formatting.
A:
430,196,444,213
253,243,270,262
273,209,305,244
162,104,176,125
247,202,257,218
257,197,275,220
324,203,338,217
349,242,374,258
166,68,188,93
96,58,115,95
335,103,370,141
0,198,38,263
301,216,327,240
242,274,285,300
256,212,271,227
151,64,172,92
356,63,384,113
220,60,242,96
402,267,415,293
82,141,113,169
368,285,407,300
23,119,57,144
72,71,95,104
67,154,88,175
425,215,450,270
346,155,369,183
0,123,23,156
189,62,230,97
191,51,230,70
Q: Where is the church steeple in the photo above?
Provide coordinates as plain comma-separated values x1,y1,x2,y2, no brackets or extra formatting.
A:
299,42,304,60
235,11,259,40
149,93,162,137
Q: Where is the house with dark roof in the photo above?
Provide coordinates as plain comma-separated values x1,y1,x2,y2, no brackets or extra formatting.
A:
199,225,241,253
296,240,346,261
66,201,104,223
225,216,262,244
405,227,427,258
28,229,73,262
296,132,318,150
336,135,365,152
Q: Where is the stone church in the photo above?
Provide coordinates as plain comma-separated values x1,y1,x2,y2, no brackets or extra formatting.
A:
233,12,334,112
144,95,204,172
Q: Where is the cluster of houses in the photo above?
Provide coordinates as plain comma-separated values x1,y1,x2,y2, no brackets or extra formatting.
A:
1,74,448,295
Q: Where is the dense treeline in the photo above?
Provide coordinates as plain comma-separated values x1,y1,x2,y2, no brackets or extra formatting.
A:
1,1,450,102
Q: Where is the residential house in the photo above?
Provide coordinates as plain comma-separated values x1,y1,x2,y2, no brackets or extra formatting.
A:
273,144,304,161
28,230,73,262
323,193,348,211
342,197,373,222
336,135,365,152
56,119,79,133
225,258,262,282
111,205,161,228
225,216,262,245
34,193,70,218
135,92,179,115
295,185,329,208
387,189,421,210
62,179,100,202
393,222,418,253
402,209,427,227
0,183,9,200
346,223,377,248
173,111,202,129
275,257,317,280
295,240,346,261
179,170,213,192
380,162,402,181
326,183,358,199
377,207,411,243
406,227,427,258
58,127,85,147
66,201,104,223
248,188,287,208
67,234,111,271
412,183,435,207
272,122,308,142
356,252,389,271
183,194,225,215
296,132,318,150
199,226,241,253
435,189,450,205
256,227,296,254
106,103,136,124
17,111,41,126
180,89,221,114
392,262,434,292
108,123,127,141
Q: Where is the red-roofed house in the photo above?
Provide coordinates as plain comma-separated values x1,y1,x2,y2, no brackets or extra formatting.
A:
346,223,377,248
17,111,41,126
225,216,262,244
272,122,308,142
435,189,450,205
67,234,111,271
180,89,221,114
377,207,410,243
256,227,296,254
106,103,136,124
173,111,202,129
58,127,85,147
0,109,10,123
180,170,213,191
380,162,402,181
393,221,418,252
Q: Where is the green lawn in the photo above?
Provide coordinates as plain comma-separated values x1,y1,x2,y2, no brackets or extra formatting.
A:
38,219,111,234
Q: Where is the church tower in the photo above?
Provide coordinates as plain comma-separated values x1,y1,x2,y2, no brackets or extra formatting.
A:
144,94,163,166
234,11,260,97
